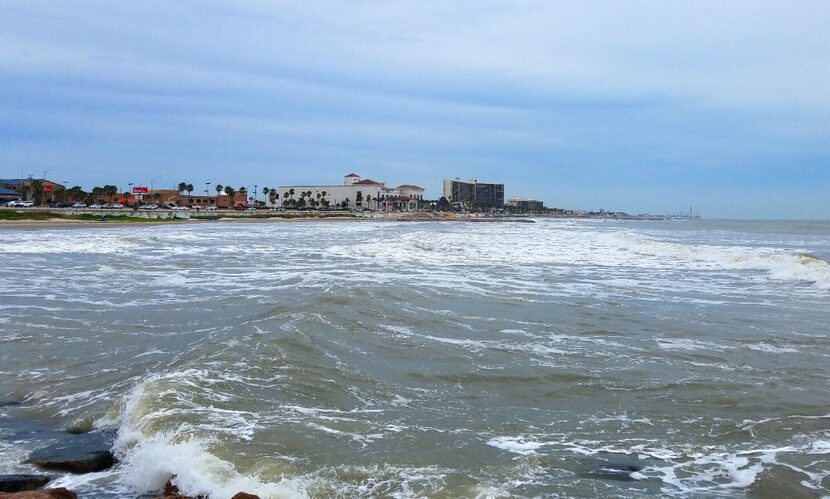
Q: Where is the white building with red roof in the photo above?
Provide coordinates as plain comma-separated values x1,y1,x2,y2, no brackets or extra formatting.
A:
276,173,424,211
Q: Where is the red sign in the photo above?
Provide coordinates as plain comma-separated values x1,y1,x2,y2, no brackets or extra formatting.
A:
43,185,52,193
132,186,149,194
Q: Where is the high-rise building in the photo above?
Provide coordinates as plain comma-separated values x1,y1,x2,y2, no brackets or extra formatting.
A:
442,178,505,207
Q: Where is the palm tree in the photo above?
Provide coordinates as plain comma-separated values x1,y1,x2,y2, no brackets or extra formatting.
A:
365,194,372,210
186,183,194,197
214,184,223,206
30,180,45,205
177,182,188,194
224,186,236,207
262,186,270,198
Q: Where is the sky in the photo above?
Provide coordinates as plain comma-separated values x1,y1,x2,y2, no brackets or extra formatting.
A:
1,1,829,218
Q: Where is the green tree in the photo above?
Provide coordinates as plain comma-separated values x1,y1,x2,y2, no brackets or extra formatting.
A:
91,186,104,203
177,182,188,194
186,183,194,196
66,186,85,201
102,184,118,202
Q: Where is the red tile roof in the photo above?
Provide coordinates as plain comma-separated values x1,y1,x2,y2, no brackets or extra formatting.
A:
354,179,382,185
396,184,424,190
345,173,360,177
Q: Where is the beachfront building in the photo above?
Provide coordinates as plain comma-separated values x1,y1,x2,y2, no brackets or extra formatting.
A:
147,189,247,208
507,198,545,212
442,178,505,208
0,187,21,203
0,178,65,202
277,173,424,211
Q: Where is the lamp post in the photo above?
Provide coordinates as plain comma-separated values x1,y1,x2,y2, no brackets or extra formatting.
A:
254,184,258,206
128,183,133,207
205,182,211,205
150,177,162,204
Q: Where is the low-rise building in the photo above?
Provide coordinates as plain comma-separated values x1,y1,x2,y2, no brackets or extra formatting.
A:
0,187,21,203
277,173,424,211
0,178,65,202
146,189,247,208
507,198,545,212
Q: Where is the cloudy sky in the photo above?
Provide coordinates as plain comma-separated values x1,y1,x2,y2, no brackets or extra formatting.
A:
1,1,828,218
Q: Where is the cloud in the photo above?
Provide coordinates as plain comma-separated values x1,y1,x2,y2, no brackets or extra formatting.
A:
0,0,828,217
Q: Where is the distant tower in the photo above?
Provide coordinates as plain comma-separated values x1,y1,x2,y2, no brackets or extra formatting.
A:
690,205,693,219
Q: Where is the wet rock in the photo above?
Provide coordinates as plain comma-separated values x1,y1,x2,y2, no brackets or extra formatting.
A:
26,432,115,473
64,416,94,435
150,479,204,499
580,456,645,482
161,479,178,496
0,475,51,493
230,493,261,499
0,487,77,498
0,400,22,408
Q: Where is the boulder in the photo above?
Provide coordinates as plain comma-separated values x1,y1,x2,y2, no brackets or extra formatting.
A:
150,478,204,499
0,475,51,493
580,456,645,482
26,432,115,473
0,487,77,498
231,493,261,499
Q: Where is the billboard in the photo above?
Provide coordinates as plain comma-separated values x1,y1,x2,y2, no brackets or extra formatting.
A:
132,186,149,194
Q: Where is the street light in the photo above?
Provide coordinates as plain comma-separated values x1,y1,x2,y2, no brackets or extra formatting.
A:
254,184,258,205
205,182,211,204
150,177,162,193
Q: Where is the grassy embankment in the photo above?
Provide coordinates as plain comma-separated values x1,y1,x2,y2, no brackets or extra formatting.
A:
0,210,183,222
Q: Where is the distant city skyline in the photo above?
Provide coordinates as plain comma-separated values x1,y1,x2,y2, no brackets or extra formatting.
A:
1,1,828,219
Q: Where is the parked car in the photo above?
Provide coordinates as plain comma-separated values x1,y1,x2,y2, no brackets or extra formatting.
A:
138,204,158,210
205,206,217,211
71,202,87,208
232,204,247,211
7,200,34,207
111,203,125,209
171,206,190,211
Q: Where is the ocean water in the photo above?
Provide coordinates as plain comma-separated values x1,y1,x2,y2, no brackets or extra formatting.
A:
0,218,828,498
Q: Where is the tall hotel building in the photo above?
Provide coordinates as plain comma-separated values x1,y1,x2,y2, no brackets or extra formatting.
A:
442,178,505,207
